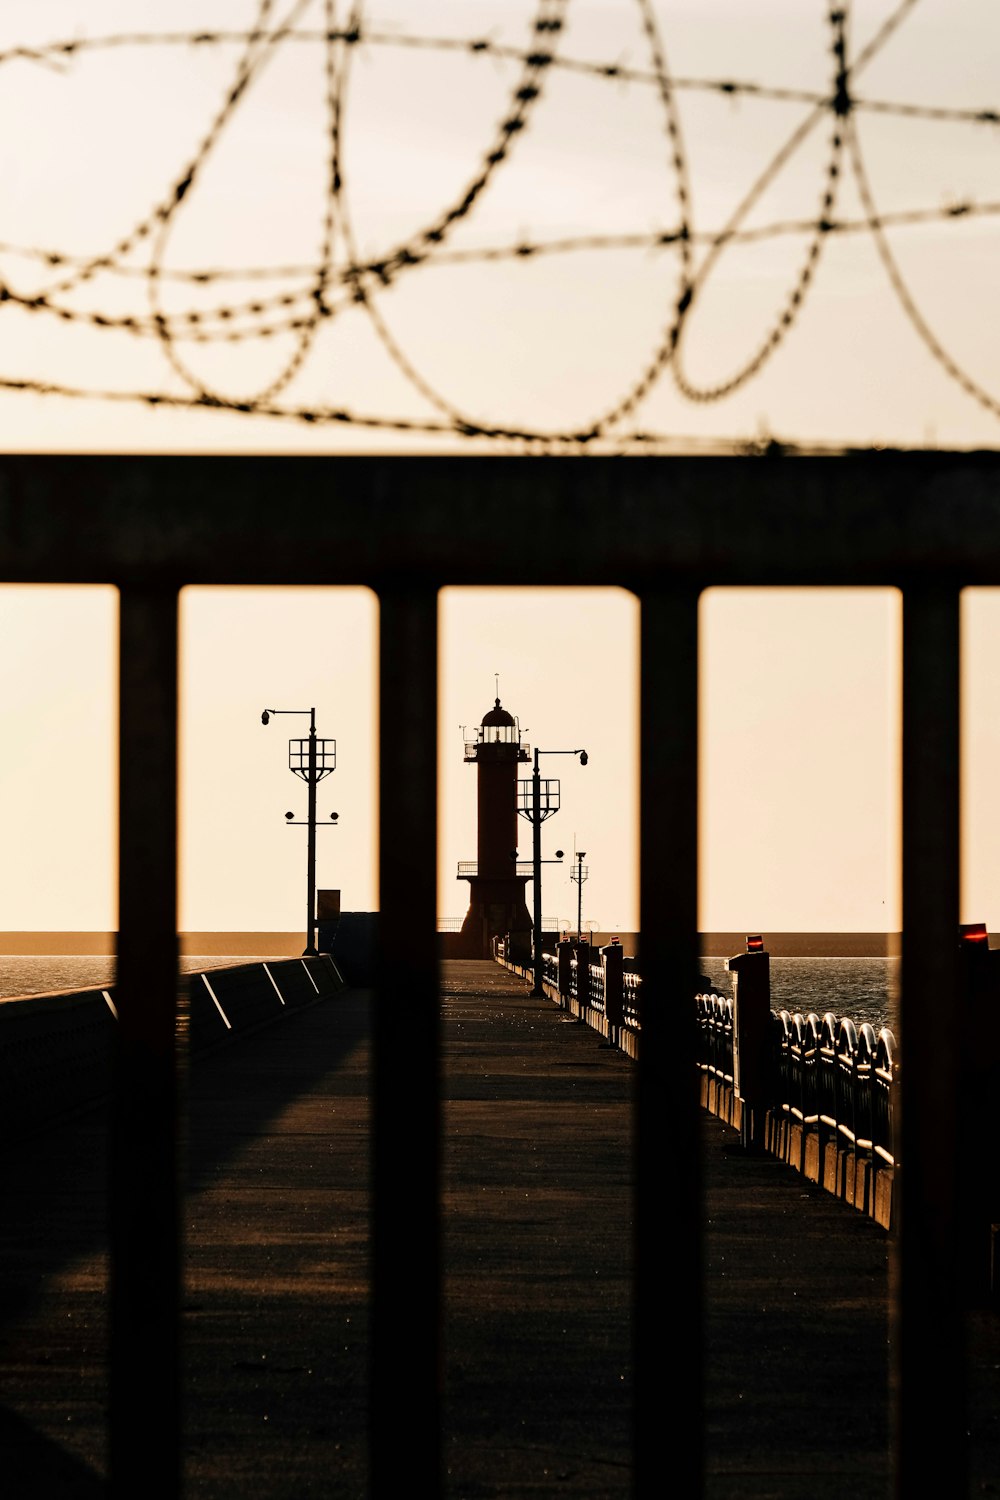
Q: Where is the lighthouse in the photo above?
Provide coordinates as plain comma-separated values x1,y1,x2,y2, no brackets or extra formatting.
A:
455,698,532,958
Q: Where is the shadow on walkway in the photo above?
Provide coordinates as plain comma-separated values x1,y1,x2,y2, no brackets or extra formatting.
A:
4,960,997,1497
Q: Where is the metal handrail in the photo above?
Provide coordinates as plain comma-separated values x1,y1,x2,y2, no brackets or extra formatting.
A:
698,993,734,1089
457,859,533,877
623,971,641,1028
873,1027,899,1167
853,1022,878,1153
817,1011,839,1138
835,1016,860,1149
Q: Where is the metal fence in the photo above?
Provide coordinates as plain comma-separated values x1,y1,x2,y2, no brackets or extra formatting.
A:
556,964,896,1184
697,993,735,1103
0,452,991,1499
624,971,642,1029
767,1008,896,1170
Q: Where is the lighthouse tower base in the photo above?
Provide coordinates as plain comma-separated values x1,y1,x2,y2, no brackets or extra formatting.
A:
451,875,532,959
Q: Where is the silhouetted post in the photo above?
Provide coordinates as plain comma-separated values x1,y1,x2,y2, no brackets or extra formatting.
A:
557,938,573,1009
523,745,587,996
110,585,180,1500
728,935,771,1152
571,850,588,941
374,587,440,1494
306,717,318,954
899,585,964,1500
958,922,1000,1301
602,940,624,1045
531,755,543,993
638,586,700,1498
574,937,591,1016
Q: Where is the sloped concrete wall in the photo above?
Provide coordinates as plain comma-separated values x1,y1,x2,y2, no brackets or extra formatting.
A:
0,955,346,1140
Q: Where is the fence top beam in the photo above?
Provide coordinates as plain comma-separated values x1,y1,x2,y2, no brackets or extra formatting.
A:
2,452,1000,586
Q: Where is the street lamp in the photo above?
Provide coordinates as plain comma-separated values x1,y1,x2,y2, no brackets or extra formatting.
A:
518,746,588,997
261,706,336,956
570,851,589,943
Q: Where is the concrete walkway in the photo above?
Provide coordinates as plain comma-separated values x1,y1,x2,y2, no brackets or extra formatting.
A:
2,959,999,1496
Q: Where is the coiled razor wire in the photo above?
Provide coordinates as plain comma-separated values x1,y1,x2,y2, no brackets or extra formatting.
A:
0,0,997,452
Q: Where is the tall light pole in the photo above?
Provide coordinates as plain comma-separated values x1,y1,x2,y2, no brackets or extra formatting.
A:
261,706,336,956
571,851,589,942
518,746,588,997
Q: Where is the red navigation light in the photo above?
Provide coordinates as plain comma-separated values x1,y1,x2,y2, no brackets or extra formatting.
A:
960,922,989,945
746,934,764,952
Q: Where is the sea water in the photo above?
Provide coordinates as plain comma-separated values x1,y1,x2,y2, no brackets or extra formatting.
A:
0,955,277,1003
700,955,900,1037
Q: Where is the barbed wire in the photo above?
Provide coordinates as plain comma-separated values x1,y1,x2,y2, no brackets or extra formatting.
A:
0,0,996,451
7,20,999,129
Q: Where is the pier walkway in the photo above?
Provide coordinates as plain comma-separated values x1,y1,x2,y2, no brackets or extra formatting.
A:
2,960,999,1496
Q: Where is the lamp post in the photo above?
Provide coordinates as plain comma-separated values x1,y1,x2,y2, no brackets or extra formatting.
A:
518,746,588,997
261,706,337,956
570,851,589,942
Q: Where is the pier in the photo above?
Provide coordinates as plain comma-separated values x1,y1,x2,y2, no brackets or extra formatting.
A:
5,957,1000,1496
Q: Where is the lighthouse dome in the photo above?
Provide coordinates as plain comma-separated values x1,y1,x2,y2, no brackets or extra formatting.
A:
481,697,515,729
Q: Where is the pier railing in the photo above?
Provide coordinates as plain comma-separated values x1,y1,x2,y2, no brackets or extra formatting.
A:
766,1007,898,1226
497,936,634,1058
623,971,642,1028
698,994,735,1113
501,936,905,1228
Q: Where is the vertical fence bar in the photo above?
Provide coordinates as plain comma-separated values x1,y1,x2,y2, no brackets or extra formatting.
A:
898,584,964,1497
373,587,440,1494
110,585,180,1498
637,585,701,1497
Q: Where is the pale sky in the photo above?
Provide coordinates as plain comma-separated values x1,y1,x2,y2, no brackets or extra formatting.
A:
1,3,999,937
6,581,1000,936
0,1,995,451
